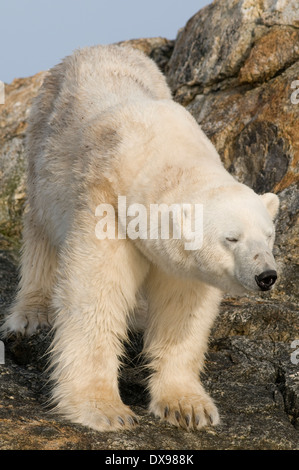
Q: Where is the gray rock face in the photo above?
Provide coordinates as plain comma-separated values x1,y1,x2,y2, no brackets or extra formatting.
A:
0,1,298,450
167,0,299,99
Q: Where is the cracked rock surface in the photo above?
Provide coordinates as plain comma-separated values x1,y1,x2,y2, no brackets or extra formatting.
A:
0,0,298,450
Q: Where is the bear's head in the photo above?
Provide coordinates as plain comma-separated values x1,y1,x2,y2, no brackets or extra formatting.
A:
135,182,279,296
190,184,280,295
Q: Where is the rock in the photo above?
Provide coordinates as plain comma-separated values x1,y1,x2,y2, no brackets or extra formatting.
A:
0,73,46,251
166,0,299,100
238,26,299,85
0,2,298,450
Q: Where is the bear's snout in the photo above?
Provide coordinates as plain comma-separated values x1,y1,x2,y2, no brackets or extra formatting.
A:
255,270,277,291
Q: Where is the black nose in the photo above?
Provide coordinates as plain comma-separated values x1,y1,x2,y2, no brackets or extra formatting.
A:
255,270,277,291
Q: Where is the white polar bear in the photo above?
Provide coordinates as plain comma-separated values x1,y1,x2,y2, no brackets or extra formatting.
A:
1,45,279,431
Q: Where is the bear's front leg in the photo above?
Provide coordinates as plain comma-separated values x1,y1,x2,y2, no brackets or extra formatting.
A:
144,266,222,431
50,220,149,431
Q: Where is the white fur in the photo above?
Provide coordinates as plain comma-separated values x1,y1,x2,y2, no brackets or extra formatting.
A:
1,45,279,431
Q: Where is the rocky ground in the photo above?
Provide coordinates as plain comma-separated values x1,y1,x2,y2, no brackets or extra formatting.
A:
0,0,298,450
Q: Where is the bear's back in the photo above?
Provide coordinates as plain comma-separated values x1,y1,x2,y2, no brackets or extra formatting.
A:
26,45,171,176
30,45,170,128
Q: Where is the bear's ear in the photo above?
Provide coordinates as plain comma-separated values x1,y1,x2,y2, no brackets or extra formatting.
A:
260,193,280,220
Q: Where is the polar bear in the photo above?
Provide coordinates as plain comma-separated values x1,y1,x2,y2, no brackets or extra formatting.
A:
2,45,279,431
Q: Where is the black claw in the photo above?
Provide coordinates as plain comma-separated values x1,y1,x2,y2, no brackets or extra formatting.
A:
105,417,112,426
204,410,214,425
175,410,181,422
127,415,139,426
132,415,139,425
185,414,191,427
118,416,125,426
195,414,200,426
164,406,169,418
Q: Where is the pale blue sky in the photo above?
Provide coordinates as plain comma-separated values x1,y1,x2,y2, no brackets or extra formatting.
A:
1,0,210,83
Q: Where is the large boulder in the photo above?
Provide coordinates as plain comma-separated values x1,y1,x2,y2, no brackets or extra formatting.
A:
0,2,298,450
0,73,46,252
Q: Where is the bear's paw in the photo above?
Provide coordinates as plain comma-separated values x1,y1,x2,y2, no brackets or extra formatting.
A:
149,393,220,431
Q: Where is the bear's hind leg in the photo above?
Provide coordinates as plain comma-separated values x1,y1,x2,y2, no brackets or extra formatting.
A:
1,213,57,336
144,266,222,431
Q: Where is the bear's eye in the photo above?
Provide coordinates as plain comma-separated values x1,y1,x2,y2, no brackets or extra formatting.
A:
226,237,239,243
